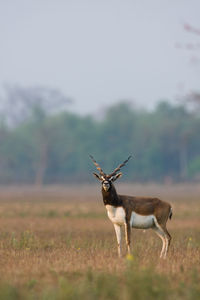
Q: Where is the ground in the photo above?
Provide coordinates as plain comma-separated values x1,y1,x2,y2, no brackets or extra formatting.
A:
0,183,199,299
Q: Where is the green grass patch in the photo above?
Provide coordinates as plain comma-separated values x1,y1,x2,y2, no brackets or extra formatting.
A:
0,264,200,300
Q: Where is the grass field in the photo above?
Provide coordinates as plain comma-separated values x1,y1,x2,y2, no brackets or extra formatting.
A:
0,183,199,299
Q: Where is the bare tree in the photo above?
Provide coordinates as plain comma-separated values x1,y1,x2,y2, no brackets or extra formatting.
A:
0,84,72,185
0,84,72,127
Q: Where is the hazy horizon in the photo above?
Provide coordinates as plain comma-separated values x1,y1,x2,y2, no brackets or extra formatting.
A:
1,0,200,115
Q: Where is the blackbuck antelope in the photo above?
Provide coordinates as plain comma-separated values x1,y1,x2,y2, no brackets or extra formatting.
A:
90,155,172,259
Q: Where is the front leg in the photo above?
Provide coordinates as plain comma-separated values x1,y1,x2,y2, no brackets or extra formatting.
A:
125,222,131,254
113,223,122,257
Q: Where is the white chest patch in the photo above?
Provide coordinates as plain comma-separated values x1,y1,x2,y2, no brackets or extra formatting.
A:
130,212,155,229
105,205,126,225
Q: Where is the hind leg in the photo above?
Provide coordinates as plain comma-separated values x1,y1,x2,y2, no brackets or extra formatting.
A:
152,226,166,258
160,227,171,258
153,218,170,259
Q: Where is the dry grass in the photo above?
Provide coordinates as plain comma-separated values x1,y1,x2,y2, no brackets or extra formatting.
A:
0,183,199,299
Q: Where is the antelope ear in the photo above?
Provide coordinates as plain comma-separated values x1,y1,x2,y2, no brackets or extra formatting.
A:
93,173,102,181
111,172,122,182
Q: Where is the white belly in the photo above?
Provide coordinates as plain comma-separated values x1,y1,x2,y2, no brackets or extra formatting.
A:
130,212,155,229
105,205,126,225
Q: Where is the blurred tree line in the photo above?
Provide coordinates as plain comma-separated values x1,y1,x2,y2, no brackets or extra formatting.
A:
0,85,200,184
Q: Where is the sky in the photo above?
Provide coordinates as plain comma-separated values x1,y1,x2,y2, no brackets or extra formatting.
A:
0,0,200,115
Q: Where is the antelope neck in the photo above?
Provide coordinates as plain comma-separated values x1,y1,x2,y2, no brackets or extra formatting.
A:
102,185,122,207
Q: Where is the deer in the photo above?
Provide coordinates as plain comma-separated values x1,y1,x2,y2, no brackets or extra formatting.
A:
90,155,172,259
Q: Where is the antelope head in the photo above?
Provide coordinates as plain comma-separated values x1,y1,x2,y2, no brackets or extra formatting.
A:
89,155,131,192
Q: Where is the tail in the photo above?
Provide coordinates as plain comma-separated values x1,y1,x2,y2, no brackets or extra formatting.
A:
169,207,173,220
